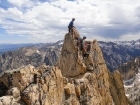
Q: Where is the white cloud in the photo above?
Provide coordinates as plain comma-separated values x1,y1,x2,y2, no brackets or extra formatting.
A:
7,0,23,6
0,19,2,23
119,32,140,41
89,32,140,42
7,0,34,7
0,0,140,43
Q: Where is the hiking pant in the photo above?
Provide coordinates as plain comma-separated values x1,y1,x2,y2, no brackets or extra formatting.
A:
68,26,73,32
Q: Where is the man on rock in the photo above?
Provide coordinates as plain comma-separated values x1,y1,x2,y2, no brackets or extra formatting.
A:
68,18,75,32
78,36,86,53
68,18,75,35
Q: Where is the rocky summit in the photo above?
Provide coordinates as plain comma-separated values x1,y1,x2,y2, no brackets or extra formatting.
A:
0,30,130,105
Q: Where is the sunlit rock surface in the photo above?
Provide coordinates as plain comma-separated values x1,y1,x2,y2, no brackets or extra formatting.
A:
0,32,130,105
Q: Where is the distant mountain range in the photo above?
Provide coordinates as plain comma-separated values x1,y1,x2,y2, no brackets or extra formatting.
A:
0,43,56,54
0,43,39,54
0,39,139,73
99,39,140,71
0,41,63,73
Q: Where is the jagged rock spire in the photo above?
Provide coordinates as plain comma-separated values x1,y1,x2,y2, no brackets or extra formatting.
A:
0,30,131,105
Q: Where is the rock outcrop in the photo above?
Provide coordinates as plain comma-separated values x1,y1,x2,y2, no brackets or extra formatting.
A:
118,57,140,80
0,32,130,105
118,57,140,104
124,72,140,105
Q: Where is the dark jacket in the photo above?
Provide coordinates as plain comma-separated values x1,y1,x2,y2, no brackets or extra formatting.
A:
68,21,74,28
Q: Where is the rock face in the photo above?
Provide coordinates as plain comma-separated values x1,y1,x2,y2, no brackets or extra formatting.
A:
118,57,140,80
118,57,140,104
0,32,129,105
124,71,140,105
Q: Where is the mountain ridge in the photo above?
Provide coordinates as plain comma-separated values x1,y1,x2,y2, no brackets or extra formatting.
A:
0,39,139,73
0,31,130,105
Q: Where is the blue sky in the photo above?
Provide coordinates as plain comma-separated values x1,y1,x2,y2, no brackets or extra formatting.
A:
0,0,140,43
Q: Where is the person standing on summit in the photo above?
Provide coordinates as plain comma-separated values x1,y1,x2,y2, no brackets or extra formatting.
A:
68,18,75,34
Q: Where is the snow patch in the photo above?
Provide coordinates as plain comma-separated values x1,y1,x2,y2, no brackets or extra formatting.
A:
123,62,127,65
51,46,55,48
59,42,63,45
124,83,134,88
138,68,140,72
36,50,40,54
125,94,129,97
135,59,136,63
135,42,140,45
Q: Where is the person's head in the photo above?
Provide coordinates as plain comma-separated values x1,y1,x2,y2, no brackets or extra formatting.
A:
72,18,75,21
83,36,86,40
